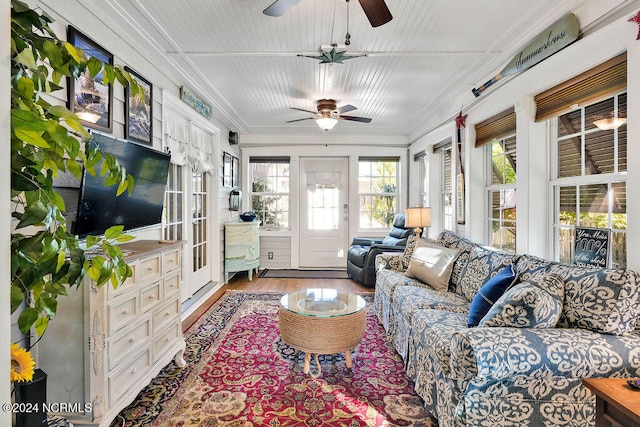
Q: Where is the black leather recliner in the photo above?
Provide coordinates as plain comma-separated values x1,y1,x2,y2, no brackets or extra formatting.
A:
346,214,415,287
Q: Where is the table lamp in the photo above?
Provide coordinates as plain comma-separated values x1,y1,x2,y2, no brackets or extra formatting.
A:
405,206,431,238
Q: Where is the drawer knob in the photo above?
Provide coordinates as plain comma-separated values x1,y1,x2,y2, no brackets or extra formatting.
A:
165,337,170,343
146,267,154,271
122,309,129,315
129,337,136,343
131,368,137,375
148,295,155,300
165,312,171,317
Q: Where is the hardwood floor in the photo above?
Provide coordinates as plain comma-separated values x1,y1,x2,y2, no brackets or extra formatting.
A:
182,270,374,331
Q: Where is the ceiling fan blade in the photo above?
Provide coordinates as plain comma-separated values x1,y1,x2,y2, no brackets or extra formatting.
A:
286,117,316,123
263,0,303,17
357,0,393,27
337,104,357,114
338,115,372,123
290,107,319,114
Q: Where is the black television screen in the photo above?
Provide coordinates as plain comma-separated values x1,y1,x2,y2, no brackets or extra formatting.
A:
72,134,171,237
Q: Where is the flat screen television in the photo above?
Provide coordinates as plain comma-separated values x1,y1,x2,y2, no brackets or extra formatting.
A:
71,133,171,237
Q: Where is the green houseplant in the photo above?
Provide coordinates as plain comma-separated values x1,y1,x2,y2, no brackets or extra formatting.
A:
10,0,144,339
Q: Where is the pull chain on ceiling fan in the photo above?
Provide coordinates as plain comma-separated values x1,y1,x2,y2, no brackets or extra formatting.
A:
263,0,392,28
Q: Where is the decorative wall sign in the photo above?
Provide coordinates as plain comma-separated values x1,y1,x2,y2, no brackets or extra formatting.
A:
472,13,580,97
456,173,465,225
67,26,113,132
573,227,610,268
180,86,212,119
124,67,152,145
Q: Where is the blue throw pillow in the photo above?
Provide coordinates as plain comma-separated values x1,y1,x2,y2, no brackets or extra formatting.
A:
467,264,518,327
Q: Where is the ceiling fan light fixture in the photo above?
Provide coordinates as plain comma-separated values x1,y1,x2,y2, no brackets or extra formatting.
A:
316,117,338,131
593,117,627,130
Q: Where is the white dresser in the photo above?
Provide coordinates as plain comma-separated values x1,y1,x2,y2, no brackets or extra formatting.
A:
37,240,187,427
224,220,260,282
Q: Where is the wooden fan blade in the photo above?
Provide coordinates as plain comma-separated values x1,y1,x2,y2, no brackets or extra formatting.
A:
357,0,393,27
338,115,372,123
337,104,357,114
286,117,316,123
290,107,319,114
263,0,303,17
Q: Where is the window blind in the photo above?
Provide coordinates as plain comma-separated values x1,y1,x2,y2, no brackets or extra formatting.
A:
249,156,290,163
432,138,452,153
534,52,627,122
474,107,516,148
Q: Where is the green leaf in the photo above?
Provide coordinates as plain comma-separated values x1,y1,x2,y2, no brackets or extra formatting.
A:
10,286,24,313
115,234,135,243
38,296,58,317
11,109,48,131
48,104,77,120
33,316,49,337
18,307,39,334
56,250,66,272
15,48,37,69
63,41,81,64
16,200,48,228
104,225,125,240
43,40,63,68
16,76,35,99
14,127,50,148
87,56,102,77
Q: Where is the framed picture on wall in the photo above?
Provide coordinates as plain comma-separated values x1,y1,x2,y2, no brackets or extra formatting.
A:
124,67,153,145
223,152,233,187
231,156,239,187
67,26,113,132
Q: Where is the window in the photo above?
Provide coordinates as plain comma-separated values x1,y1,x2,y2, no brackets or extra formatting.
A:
552,93,627,267
439,146,454,231
250,158,290,228
163,164,183,240
487,135,517,252
358,158,398,229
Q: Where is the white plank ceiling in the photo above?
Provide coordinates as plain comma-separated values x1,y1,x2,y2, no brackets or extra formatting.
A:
49,0,623,142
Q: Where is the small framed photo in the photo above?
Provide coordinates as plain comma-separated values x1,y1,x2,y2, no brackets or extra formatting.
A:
232,156,239,187
124,67,152,145
223,152,233,187
67,26,113,132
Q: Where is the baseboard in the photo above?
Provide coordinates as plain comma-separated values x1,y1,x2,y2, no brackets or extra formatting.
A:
180,281,222,320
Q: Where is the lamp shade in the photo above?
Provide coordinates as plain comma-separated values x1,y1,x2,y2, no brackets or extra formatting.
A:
593,117,627,130
316,117,338,131
405,206,431,228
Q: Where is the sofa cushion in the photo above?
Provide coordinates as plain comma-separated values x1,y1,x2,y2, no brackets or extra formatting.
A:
410,309,470,375
479,273,564,328
405,240,460,291
516,255,640,335
401,235,419,269
468,264,518,327
436,230,479,292
457,245,520,302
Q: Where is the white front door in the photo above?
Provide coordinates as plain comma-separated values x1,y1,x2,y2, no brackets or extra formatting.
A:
299,157,349,268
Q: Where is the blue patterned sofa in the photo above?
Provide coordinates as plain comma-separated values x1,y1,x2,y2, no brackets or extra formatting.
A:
373,230,640,427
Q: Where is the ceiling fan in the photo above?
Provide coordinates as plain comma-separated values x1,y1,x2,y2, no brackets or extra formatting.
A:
263,0,393,28
286,99,372,131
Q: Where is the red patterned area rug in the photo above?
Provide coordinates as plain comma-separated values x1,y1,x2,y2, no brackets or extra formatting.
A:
113,291,437,426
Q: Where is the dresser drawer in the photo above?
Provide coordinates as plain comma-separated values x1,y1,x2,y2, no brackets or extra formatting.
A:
109,347,151,405
108,261,138,300
108,317,151,370
153,296,180,334
140,254,162,284
163,248,181,274
154,323,181,363
108,294,138,335
141,281,162,313
164,273,180,298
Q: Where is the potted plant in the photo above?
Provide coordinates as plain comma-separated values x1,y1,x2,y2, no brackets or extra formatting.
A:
10,0,142,351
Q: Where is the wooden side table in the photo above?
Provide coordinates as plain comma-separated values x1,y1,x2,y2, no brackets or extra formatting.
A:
583,378,640,426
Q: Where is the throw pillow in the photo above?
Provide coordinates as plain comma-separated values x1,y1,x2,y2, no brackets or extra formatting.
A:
404,239,460,292
479,273,565,328
401,235,419,270
467,264,518,327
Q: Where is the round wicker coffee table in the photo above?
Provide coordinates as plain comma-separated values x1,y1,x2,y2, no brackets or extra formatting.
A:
278,288,366,377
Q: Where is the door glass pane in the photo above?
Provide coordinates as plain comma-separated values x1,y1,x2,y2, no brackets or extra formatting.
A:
307,185,339,230
192,172,207,272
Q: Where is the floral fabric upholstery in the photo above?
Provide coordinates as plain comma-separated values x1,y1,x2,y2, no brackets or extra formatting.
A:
478,273,564,328
389,285,469,360
516,255,640,335
373,230,640,427
374,268,423,332
436,230,478,292
375,252,404,272
456,245,519,302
